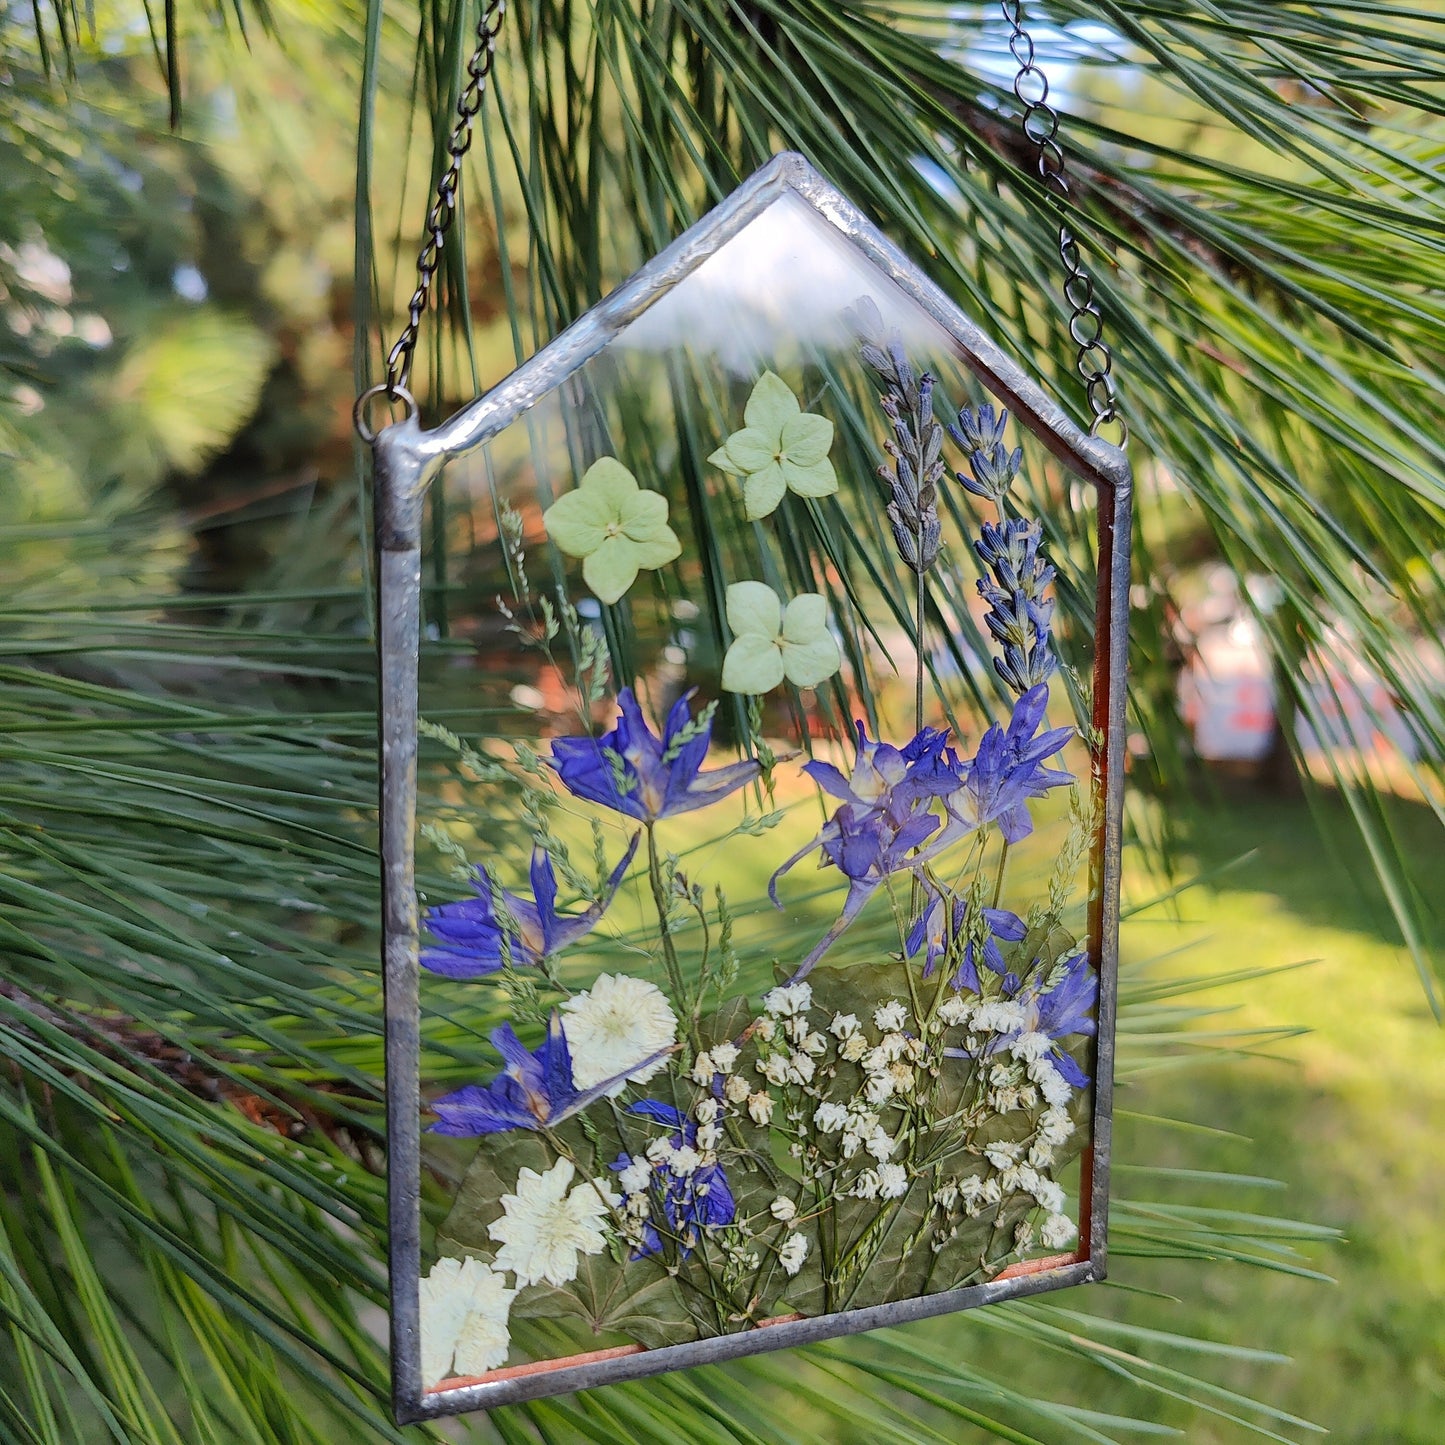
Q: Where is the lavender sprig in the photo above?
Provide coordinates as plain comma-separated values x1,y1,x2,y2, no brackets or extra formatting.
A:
850,297,946,576
949,402,1023,509
975,518,1058,694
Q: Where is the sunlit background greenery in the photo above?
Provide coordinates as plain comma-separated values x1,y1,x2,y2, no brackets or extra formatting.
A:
2,2,1442,1441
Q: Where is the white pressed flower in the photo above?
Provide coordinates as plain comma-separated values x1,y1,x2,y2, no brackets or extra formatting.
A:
670,1145,702,1176
1000,1164,1024,1192
973,1000,1026,1034
785,1051,816,1085
770,1195,797,1222
876,1163,909,1199
1016,1165,1043,1198
746,1091,774,1125
1038,1106,1075,1144
981,1177,1003,1205
873,999,907,1032
691,1051,716,1084
625,1191,651,1218
861,1046,890,1075
850,1170,881,1200
839,1032,868,1062
763,981,813,1017
1014,1219,1035,1252
561,974,677,1094
904,1035,926,1062
877,1031,908,1062
419,1257,516,1388
487,1159,617,1289
783,1015,808,1045
865,1128,897,1162
694,1096,719,1125
984,1140,1022,1171
618,1158,652,1195
696,1122,722,1151
777,1231,809,1276
646,1136,676,1165
1027,1140,1056,1169
863,1072,895,1105
1034,1060,1074,1107
959,1175,985,1204
887,1062,916,1094
812,1101,849,1133
937,995,971,1027
802,1031,829,1056
935,1181,960,1210
759,1054,790,1086
1033,1178,1066,1215
829,1011,860,1039
710,1041,740,1074
1019,1085,1040,1111
1010,1030,1052,1062
724,1073,751,1103
753,1017,776,1042
839,1129,864,1159
1041,1212,1078,1250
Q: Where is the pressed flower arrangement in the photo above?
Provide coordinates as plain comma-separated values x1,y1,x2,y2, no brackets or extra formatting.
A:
370,154,1130,1420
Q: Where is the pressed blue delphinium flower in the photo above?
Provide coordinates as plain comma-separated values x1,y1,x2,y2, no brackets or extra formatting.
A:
611,1100,735,1257
975,517,1058,695
429,1013,673,1136
550,687,760,821
947,683,1074,845
906,894,1027,991
421,836,639,979
771,723,968,979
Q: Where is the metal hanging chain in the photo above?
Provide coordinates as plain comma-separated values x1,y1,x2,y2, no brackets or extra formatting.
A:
355,0,507,440
1000,1,1126,443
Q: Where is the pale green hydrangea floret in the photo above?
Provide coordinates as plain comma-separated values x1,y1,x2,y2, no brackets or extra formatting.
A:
708,370,838,519
541,456,682,604
721,581,841,695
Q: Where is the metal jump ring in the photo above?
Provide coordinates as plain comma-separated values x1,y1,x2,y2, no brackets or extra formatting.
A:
353,383,419,444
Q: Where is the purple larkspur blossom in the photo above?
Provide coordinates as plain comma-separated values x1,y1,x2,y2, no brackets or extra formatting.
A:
550,687,760,821
429,1012,672,1136
421,835,639,979
948,684,1073,845
612,1100,735,1256
906,895,1027,991
975,518,1057,695
770,723,966,980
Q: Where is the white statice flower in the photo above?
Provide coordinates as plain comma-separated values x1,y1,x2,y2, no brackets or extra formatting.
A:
1041,1212,1078,1250
865,1128,897,1162
813,1101,849,1133
617,1157,652,1195
724,1073,751,1104
778,1231,809,1276
784,1051,816,1085
747,1091,775,1125
839,1032,869,1063
710,1041,740,1074
759,1053,790,1086
763,981,814,1018
937,995,972,1027
1009,1030,1052,1063
1038,1107,1075,1145
691,1051,716,1084
829,1011,860,1039
697,1122,722,1152
419,1257,516,1388
561,974,676,1094
770,1195,798,1222
984,1140,1022,1172
873,999,908,1032
863,1072,896,1105
850,1170,881,1200
670,1145,702,1177
488,1159,617,1289
694,1097,719,1125
876,1163,909,1199
802,1031,829,1056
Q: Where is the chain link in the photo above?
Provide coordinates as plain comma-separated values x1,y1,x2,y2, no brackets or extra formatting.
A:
371,0,507,420
1000,1,1125,443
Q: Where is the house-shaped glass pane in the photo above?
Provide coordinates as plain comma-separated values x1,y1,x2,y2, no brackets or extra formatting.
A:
373,153,1130,1422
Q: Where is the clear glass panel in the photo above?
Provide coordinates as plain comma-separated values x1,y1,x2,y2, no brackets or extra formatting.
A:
409,191,1103,1391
